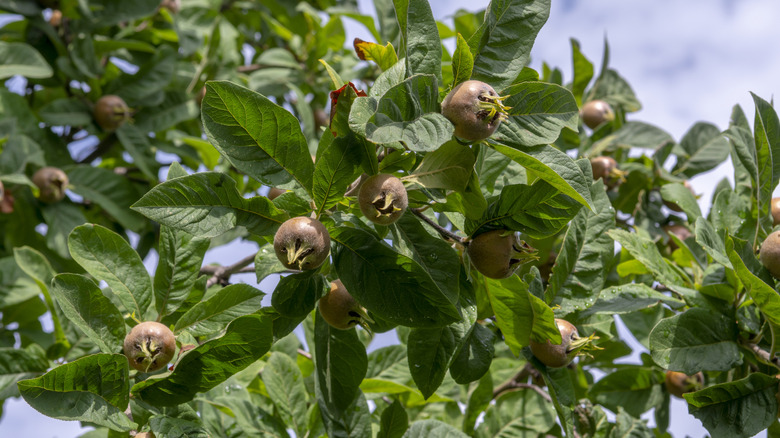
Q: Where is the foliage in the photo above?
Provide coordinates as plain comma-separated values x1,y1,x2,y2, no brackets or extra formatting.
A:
0,0,779,437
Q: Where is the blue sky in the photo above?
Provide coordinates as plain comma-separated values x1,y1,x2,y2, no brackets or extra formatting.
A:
3,0,780,436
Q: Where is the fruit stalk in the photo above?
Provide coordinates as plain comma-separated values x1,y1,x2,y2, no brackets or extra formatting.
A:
410,207,467,244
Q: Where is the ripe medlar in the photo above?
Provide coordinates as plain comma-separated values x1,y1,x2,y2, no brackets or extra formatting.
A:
441,80,509,142
358,173,408,225
123,321,176,373
318,280,373,331
590,156,625,189
467,229,537,279
529,319,593,368
771,197,780,226
93,95,131,131
580,99,615,129
760,230,780,279
136,433,155,438
663,224,692,251
32,167,69,203
664,371,703,398
267,187,286,200
273,217,330,270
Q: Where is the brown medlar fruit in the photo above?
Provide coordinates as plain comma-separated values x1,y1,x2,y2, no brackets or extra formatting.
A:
267,187,286,200
123,321,176,373
318,280,372,331
358,173,408,225
590,156,625,189
771,197,780,226
580,100,615,129
664,371,703,398
467,229,537,279
529,319,592,368
32,167,69,203
273,217,330,270
760,230,780,279
93,95,131,131
441,80,509,142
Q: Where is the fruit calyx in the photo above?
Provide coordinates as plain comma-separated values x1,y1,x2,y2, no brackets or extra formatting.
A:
442,80,510,142
273,217,330,271
32,167,69,203
358,174,408,225
319,280,374,332
123,321,176,373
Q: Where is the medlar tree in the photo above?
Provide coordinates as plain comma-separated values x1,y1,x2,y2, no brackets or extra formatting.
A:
0,1,779,438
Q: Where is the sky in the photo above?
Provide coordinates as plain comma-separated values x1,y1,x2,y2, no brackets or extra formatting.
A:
3,0,780,436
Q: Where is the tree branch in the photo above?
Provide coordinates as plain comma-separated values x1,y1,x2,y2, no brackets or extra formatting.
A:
492,364,550,402
202,253,257,288
410,208,467,244
297,348,312,360
745,342,780,368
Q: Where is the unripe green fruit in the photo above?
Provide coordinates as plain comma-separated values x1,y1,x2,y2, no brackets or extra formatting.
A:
664,371,703,398
442,80,508,142
94,95,131,131
358,174,408,225
32,167,68,203
123,322,176,373
318,280,371,330
273,217,330,270
760,230,780,279
580,100,615,129
467,230,535,279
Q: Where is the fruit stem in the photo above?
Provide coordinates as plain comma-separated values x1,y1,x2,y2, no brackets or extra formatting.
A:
410,208,467,245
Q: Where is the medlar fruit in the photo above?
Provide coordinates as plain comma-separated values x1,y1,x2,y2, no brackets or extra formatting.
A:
32,167,69,203
318,280,373,331
267,187,286,200
529,319,593,368
580,99,615,129
760,230,780,279
467,229,537,279
590,156,625,189
273,217,330,270
441,80,509,142
123,321,176,373
771,197,780,226
93,95,131,131
664,371,703,398
358,173,408,225
136,433,155,438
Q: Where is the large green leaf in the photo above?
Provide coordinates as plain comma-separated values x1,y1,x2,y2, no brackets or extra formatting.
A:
449,323,495,385
202,81,314,196
672,122,730,178
263,352,308,437
271,271,328,318
378,399,409,438
496,81,579,147
649,308,741,374
114,123,159,180
132,314,272,406
590,121,673,155
50,274,125,354
174,284,265,336
469,0,551,92
0,42,53,80
313,132,363,217
451,34,474,87
660,182,702,222
68,224,153,319
83,0,160,27
579,284,684,317
489,143,592,210
726,236,780,327
132,172,288,238
547,180,615,313
570,39,594,105
587,367,664,418
477,388,557,437
0,345,49,399
18,354,134,432
586,69,641,112
153,226,209,319
67,166,147,232
331,226,460,327
402,141,474,191
403,420,469,438
685,373,778,438
608,228,688,287
393,0,441,78
107,46,176,107
694,217,732,268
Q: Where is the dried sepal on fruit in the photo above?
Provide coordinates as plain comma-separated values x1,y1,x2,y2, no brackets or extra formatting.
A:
123,321,176,373
529,319,597,368
273,217,330,271
358,173,408,225
580,99,615,129
319,279,373,332
32,167,69,203
441,80,510,142
467,229,538,279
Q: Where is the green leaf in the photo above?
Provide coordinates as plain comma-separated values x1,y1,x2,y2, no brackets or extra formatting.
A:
469,0,551,92
586,69,641,112
0,0,41,15
649,307,741,374
451,34,474,87
83,0,160,26
18,354,134,432
402,141,474,191
132,172,288,238
38,98,92,126
271,271,328,318
694,217,732,268
349,75,453,152
353,39,398,71
313,132,363,217
403,420,469,438
153,226,209,319
0,42,53,80
148,415,210,438
591,121,673,155
68,224,153,319
394,0,441,78
331,226,460,327
132,314,273,406
672,122,730,178
378,399,409,438
407,318,470,399
478,388,557,436
685,373,778,438
41,202,88,259
464,180,583,239
202,81,314,196
114,123,159,180
134,91,200,132
548,180,615,313
661,182,702,222
490,143,593,210
587,367,664,418
50,274,125,354
570,39,594,105
752,93,780,195
608,228,687,287
174,284,265,336
726,236,780,326
449,323,495,384
496,81,579,147
462,372,493,434
263,352,308,437
67,166,147,231
579,284,684,317
107,46,176,107
0,344,49,399
314,310,368,412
